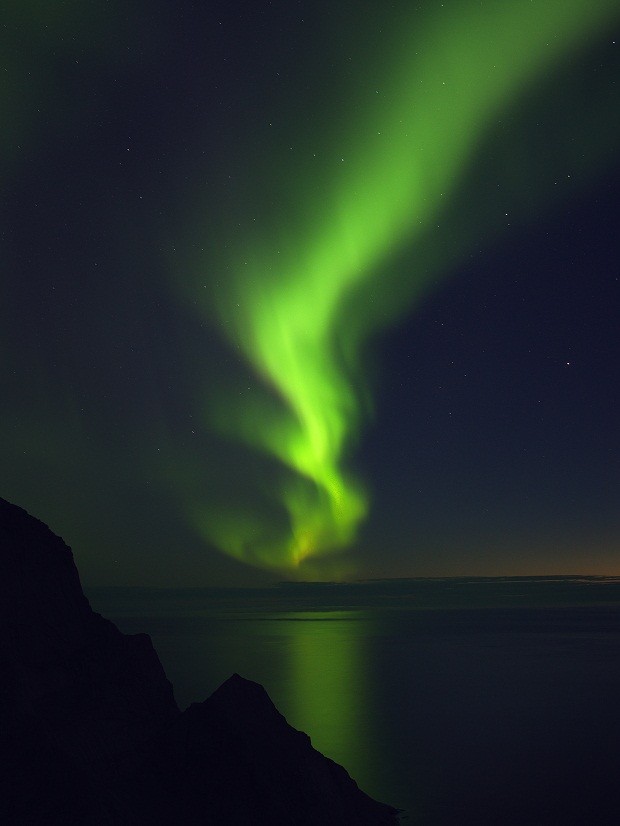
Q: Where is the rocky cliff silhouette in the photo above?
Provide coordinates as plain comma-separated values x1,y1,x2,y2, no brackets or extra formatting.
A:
0,497,399,824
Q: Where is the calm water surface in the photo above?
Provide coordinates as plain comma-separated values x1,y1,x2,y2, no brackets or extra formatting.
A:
88,579,620,824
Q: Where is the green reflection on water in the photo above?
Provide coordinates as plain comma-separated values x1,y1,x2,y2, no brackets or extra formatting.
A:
273,611,375,789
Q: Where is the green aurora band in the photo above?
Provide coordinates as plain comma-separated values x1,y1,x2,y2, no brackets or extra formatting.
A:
187,0,616,574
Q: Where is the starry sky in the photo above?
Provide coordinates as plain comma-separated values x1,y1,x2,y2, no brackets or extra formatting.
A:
2,0,619,586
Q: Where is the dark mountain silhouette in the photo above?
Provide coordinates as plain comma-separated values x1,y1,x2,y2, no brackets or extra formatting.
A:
0,497,399,824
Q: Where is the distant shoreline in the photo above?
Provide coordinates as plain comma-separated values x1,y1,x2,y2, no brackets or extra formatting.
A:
86,575,620,616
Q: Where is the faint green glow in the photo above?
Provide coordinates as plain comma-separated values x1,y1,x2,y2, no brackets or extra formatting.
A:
188,0,616,572
281,612,369,783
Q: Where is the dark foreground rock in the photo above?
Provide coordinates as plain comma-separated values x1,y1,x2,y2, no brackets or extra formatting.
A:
0,497,399,824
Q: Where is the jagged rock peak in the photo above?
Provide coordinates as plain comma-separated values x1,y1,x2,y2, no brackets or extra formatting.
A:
0,497,400,824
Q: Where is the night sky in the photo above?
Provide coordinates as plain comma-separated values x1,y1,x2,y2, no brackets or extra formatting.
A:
2,1,619,586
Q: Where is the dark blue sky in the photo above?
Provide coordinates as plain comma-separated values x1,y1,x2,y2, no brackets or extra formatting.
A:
1,1,618,585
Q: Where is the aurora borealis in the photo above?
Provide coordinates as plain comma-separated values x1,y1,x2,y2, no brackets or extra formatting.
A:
185,0,617,572
2,0,619,584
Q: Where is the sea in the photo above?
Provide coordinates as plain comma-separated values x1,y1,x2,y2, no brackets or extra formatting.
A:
86,576,620,825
